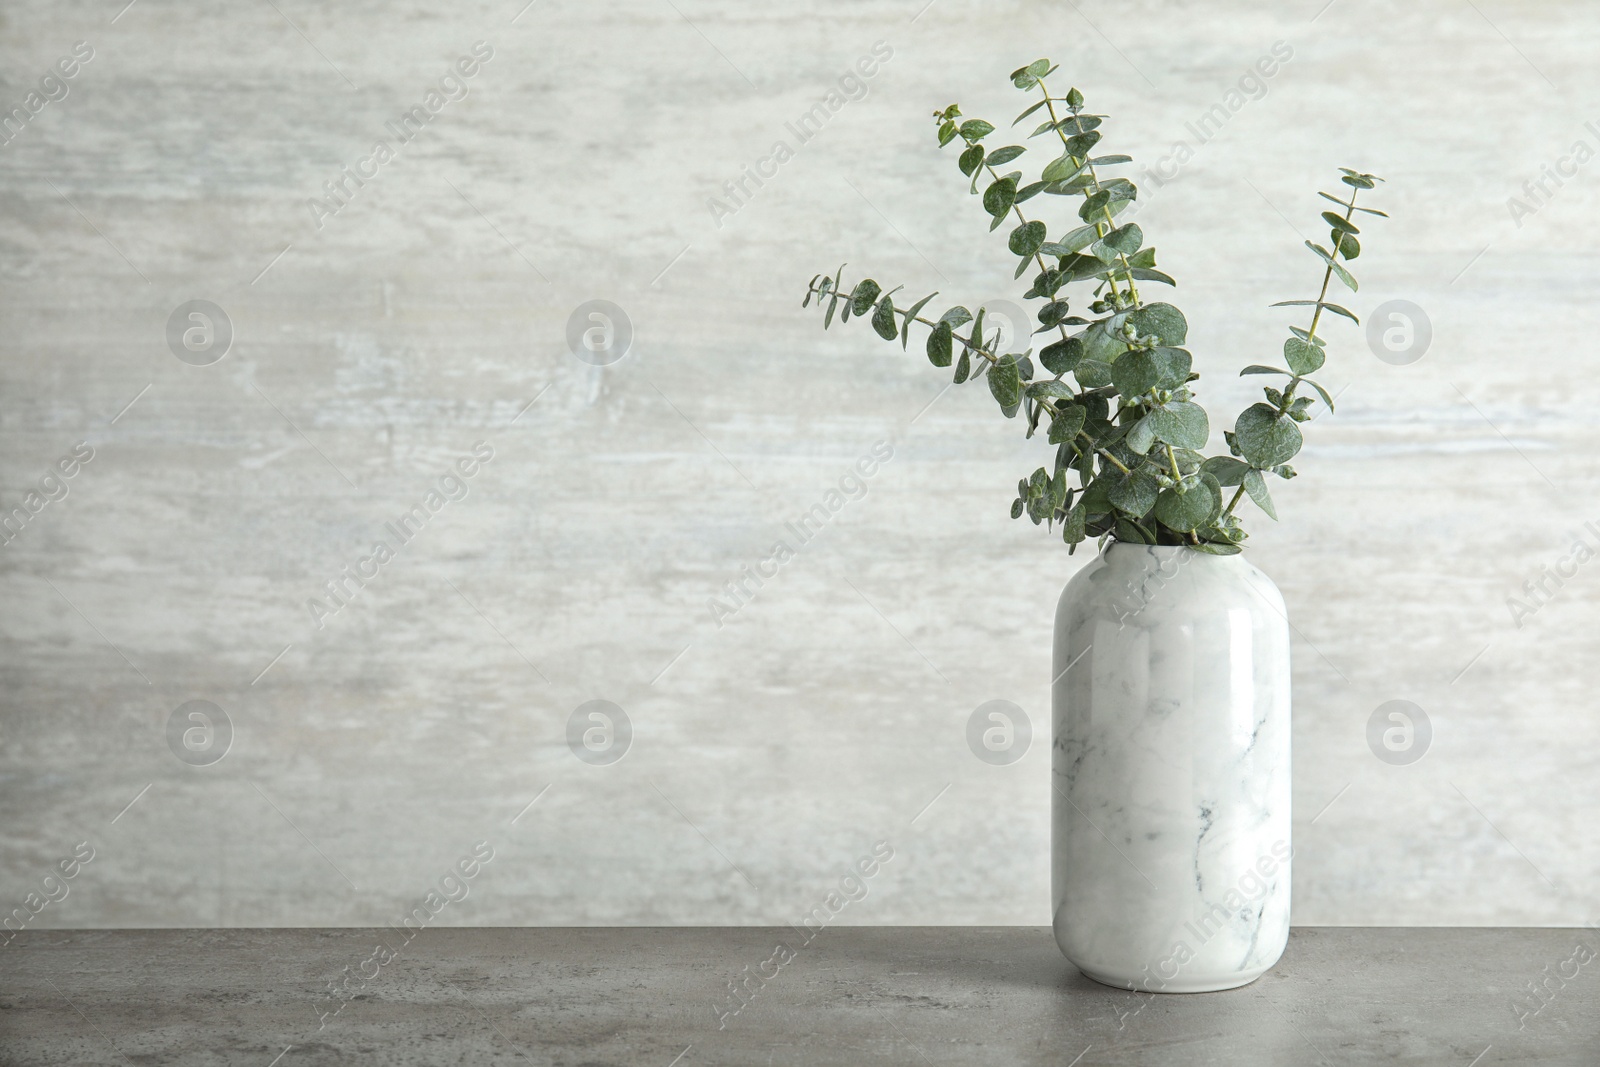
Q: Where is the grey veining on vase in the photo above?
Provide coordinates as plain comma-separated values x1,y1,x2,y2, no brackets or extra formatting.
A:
1053,544,1290,991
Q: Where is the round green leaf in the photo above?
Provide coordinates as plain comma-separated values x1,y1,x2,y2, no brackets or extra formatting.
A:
1104,223,1142,255
1008,220,1047,258
1107,468,1160,518
1047,403,1086,443
1125,414,1157,455
983,176,1018,218
1233,403,1303,467
849,279,881,317
1124,303,1187,345
1147,400,1209,450
1040,336,1084,375
1153,474,1221,532
1283,338,1325,376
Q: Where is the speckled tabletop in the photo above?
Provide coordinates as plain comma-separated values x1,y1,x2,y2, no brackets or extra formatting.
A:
4,927,1596,1065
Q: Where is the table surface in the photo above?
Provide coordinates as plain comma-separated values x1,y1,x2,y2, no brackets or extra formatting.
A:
4,928,1596,1065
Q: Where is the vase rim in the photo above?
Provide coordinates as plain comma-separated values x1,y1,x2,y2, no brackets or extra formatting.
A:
1102,541,1240,556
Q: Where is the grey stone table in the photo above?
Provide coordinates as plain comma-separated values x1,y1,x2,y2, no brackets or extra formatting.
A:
3,928,1596,1065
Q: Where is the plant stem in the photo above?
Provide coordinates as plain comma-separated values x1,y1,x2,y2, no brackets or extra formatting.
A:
1035,79,1142,308
1219,185,1363,522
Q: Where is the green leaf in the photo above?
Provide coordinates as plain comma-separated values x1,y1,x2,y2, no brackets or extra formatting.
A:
1114,517,1154,544
1125,302,1188,345
901,292,938,349
1074,358,1113,389
1191,541,1242,555
1108,468,1160,519
1330,260,1358,292
1201,456,1250,486
1283,338,1325,375
1026,58,1050,76
1048,403,1086,443
1111,347,1191,396
1153,475,1221,532
1242,468,1277,520
986,145,1026,166
988,354,1023,415
825,292,839,328
1126,414,1157,455
1321,211,1359,235
1078,317,1128,363
1099,178,1137,201
983,176,1018,218
1061,500,1087,543
871,295,897,340
1088,239,1120,265
926,320,953,367
953,349,971,383
1089,154,1132,165
1079,475,1111,515
1008,220,1047,258
1336,232,1361,260
849,279,881,316
1128,267,1176,286
1065,87,1084,107
1103,223,1142,255
937,121,958,147
1147,401,1209,449
1039,336,1084,375
1318,190,1388,216
959,119,995,141
958,144,984,176
1078,189,1111,222
1041,154,1082,183
1039,225,1098,257
1240,364,1288,376
939,306,972,328
1036,300,1071,328
1233,403,1303,467
1305,378,1337,411
1012,99,1050,126
1304,241,1359,291
1014,180,1048,204
1288,326,1325,347
1026,379,1075,400
1270,299,1359,324
1063,130,1102,156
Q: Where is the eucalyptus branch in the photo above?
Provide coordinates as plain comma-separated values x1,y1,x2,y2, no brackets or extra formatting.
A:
1035,77,1142,308
801,58,1388,554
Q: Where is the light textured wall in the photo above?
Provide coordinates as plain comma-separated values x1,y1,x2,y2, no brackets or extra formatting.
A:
1,0,1595,929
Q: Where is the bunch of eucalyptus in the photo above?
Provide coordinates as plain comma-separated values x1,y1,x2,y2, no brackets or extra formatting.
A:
803,59,1386,553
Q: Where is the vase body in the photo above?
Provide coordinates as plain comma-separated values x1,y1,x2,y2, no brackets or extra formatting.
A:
1052,543,1291,993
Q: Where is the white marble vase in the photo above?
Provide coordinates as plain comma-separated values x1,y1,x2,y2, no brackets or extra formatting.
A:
1052,543,1291,993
